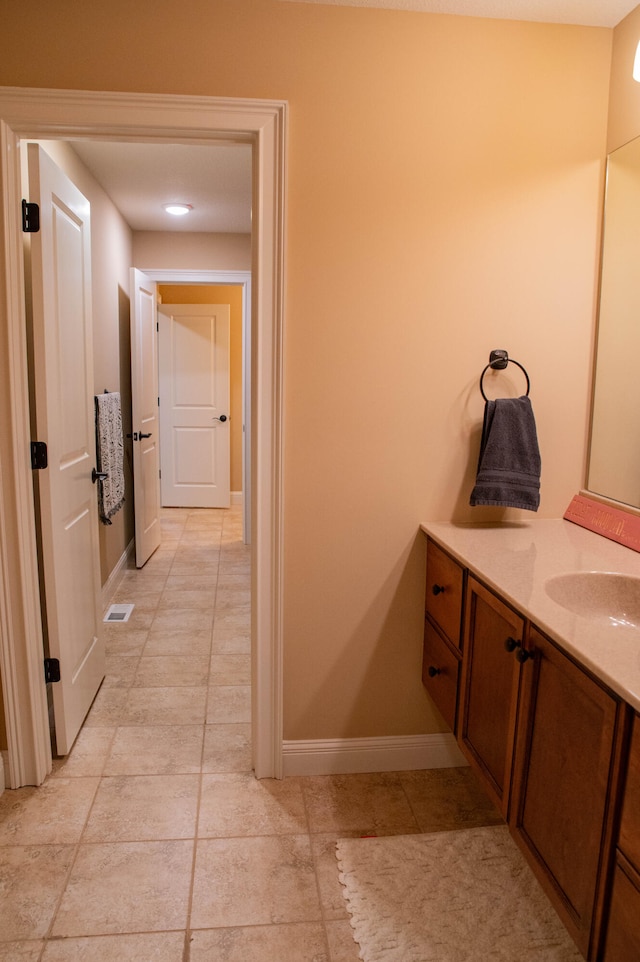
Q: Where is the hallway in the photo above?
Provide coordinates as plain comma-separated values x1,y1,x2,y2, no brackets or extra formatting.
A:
0,507,501,961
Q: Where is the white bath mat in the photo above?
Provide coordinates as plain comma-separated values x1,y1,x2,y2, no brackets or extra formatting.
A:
336,825,583,962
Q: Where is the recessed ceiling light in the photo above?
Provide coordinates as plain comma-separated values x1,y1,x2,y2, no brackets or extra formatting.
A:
163,203,192,216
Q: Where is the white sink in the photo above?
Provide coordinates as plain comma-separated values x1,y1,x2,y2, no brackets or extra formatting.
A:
544,572,640,627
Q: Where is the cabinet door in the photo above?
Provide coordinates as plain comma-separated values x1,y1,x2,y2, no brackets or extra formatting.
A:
458,577,524,819
511,626,624,959
602,856,640,962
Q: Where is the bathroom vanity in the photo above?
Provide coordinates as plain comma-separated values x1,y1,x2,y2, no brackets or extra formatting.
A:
420,518,640,961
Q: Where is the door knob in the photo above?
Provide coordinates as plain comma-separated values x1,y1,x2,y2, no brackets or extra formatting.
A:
212,415,228,423
92,468,108,484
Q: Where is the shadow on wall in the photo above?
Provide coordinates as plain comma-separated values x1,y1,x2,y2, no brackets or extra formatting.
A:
292,531,447,741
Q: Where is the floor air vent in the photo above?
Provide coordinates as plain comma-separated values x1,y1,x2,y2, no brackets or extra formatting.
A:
103,603,135,623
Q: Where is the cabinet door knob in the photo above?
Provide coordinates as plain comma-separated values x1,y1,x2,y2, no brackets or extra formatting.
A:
431,584,445,596
428,666,441,677
504,637,518,652
515,647,533,664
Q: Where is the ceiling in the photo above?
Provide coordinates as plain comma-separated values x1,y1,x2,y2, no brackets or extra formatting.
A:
70,140,253,234
68,0,634,233
288,0,638,27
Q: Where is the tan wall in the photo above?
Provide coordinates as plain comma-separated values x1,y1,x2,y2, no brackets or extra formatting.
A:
0,1,612,740
608,4,640,151
31,141,135,588
133,232,251,272
158,285,244,493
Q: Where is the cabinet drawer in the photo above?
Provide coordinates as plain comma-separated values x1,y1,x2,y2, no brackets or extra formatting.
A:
602,856,640,962
422,619,460,731
618,712,640,875
425,539,464,648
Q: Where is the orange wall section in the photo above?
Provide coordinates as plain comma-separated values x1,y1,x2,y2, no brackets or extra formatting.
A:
158,285,244,495
0,2,613,742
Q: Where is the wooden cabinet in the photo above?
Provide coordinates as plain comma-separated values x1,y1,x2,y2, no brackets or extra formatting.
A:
421,539,464,731
421,537,632,960
511,626,625,959
458,576,525,819
602,712,640,959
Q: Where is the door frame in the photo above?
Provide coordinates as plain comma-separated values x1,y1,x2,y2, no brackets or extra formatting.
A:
148,269,252,544
0,87,286,785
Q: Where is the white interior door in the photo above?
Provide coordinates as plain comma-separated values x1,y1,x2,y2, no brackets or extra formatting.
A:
158,303,231,508
28,144,105,756
130,268,161,566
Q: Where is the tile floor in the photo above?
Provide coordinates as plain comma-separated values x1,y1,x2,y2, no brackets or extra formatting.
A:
0,506,503,961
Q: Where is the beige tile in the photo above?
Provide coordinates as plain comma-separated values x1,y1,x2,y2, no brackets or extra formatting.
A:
133,655,209,688
158,588,216,610
324,919,362,962
0,944,43,961
198,774,308,837
202,724,251,773
211,609,251,654
150,608,214,633
143,628,212,656
206,685,251,724
164,572,219,589
83,774,199,841
112,587,162,609
0,845,76,940
41,932,185,961
189,923,329,961
209,653,251,685
310,834,360,920
173,546,221,564
84,689,128,728
51,727,115,778
53,840,193,936
302,773,420,836
0,777,99,845
102,628,148,657
105,725,204,776
123,687,207,726
399,767,504,832
215,585,251,609
191,835,322,928
103,654,139,689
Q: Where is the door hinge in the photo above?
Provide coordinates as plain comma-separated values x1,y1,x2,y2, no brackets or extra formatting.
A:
22,200,40,233
30,440,48,470
44,657,61,683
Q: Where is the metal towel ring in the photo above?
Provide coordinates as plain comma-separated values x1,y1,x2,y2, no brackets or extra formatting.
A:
479,350,530,402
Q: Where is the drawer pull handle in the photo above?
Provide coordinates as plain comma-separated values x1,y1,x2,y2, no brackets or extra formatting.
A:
432,584,445,596
428,666,441,677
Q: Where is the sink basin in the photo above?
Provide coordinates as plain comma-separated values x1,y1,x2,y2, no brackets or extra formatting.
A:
544,572,640,627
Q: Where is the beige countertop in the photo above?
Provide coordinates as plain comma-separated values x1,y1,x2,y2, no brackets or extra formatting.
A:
420,518,640,714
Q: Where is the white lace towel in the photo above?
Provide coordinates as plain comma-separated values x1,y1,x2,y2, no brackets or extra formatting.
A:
95,392,125,524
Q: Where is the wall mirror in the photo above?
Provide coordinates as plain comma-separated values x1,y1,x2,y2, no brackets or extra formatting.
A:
587,134,640,510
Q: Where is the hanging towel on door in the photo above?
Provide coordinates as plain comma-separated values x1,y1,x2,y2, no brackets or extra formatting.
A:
469,396,541,511
95,392,125,524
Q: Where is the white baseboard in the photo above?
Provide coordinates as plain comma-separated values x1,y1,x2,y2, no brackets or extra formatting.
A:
282,732,467,777
231,491,243,505
101,538,135,610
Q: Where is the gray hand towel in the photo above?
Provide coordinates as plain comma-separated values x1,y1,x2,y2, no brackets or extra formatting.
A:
469,396,541,511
